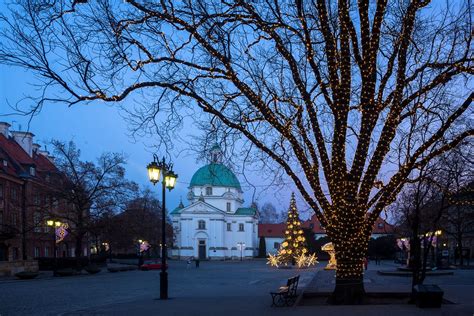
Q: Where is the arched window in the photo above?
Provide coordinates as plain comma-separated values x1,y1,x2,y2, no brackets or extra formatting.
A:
198,220,206,230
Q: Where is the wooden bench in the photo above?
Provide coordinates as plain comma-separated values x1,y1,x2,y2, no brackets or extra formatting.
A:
270,275,300,307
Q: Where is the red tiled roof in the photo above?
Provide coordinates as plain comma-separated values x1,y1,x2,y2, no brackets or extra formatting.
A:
33,152,57,172
0,134,35,166
372,217,395,234
258,216,395,237
258,223,287,237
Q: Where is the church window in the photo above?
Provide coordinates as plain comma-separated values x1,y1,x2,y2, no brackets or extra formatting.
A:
227,223,231,231
205,187,212,196
226,202,231,212
238,223,244,231
198,220,206,230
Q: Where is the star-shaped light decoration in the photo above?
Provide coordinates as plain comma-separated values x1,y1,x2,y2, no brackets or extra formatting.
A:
305,253,319,267
267,253,280,267
296,253,307,268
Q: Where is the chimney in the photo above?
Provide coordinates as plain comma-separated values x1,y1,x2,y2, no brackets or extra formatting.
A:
11,131,35,157
32,143,41,154
0,122,10,137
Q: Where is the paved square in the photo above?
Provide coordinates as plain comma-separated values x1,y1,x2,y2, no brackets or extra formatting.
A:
0,260,473,315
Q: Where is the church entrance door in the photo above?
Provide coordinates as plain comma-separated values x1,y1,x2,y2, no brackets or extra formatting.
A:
198,240,206,260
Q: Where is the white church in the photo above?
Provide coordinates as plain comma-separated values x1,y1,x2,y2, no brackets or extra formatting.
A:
170,145,258,260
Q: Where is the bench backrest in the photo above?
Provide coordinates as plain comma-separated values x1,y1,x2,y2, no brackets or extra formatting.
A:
286,275,300,296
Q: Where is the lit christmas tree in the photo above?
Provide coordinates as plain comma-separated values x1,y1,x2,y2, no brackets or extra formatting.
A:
267,193,317,268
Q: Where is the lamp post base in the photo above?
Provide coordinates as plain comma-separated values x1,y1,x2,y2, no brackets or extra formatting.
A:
160,271,168,299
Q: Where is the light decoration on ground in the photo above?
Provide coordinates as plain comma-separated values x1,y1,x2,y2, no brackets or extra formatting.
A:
321,242,337,270
267,193,318,268
266,253,280,268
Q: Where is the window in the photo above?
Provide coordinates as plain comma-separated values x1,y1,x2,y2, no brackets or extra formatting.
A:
274,242,280,249
34,212,42,233
227,223,231,231
2,159,7,167
205,187,212,195
226,202,231,212
12,247,19,260
238,223,244,232
45,247,50,257
198,220,206,230
378,223,384,229
34,247,40,258
11,187,17,201
11,213,17,227
29,166,36,176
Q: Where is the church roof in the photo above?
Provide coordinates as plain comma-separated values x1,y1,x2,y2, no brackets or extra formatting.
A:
189,163,241,190
235,207,257,216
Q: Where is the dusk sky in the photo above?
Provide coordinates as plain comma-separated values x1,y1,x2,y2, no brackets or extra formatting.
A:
0,59,299,218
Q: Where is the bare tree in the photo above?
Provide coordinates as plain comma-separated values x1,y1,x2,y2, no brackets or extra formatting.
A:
439,148,474,266
48,140,137,260
1,0,472,303
259,202,284,224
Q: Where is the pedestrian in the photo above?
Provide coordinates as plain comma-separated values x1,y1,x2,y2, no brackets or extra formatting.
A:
186,257,192,269
195,257,200,268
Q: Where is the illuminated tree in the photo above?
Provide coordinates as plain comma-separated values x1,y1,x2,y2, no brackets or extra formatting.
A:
1,0,473,304
278,193,308,265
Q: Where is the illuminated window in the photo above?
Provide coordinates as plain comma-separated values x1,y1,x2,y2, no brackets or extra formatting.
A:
238,223,244,232
198,220,206,230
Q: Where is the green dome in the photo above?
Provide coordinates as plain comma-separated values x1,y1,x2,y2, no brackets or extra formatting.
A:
190,163,241,190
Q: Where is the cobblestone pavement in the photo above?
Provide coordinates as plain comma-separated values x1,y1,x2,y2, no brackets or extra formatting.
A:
0,260,473,316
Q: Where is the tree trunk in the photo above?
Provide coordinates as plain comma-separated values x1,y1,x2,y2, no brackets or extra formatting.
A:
328,256,366,304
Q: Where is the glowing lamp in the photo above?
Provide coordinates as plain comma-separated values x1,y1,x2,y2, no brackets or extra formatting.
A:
147,161,161,185
165,171,178,190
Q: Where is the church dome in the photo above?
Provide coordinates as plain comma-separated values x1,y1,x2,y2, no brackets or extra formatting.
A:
189,163,241,190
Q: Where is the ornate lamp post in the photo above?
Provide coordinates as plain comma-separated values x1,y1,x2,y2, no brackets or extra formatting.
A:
147,155,177,300
46,219,62,276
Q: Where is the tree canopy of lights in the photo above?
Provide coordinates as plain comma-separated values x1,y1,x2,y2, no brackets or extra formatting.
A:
1,0,472,304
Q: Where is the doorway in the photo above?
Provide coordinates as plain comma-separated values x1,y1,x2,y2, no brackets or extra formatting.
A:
0,243,8,261
198,240,206,260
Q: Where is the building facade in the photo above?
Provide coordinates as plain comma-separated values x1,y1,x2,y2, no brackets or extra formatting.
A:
259,215,395,254
170,146,258,260
0,122,80,267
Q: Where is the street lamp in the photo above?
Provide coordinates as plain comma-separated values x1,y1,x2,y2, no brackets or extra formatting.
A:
46,219,62,276
147,155,178,300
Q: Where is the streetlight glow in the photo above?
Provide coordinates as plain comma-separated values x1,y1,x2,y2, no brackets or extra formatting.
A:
165,171,177,190
147,161,161,185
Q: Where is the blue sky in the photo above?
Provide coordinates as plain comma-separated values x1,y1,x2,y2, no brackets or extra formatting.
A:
0,62,300,217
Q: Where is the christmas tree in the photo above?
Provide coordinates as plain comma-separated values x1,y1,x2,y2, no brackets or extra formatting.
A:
267,193,318,268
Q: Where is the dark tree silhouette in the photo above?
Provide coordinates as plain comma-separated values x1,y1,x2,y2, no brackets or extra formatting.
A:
1,0,473,303
47,140,137,259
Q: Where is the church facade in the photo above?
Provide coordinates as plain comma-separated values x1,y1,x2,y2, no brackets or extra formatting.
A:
170,146,258,260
